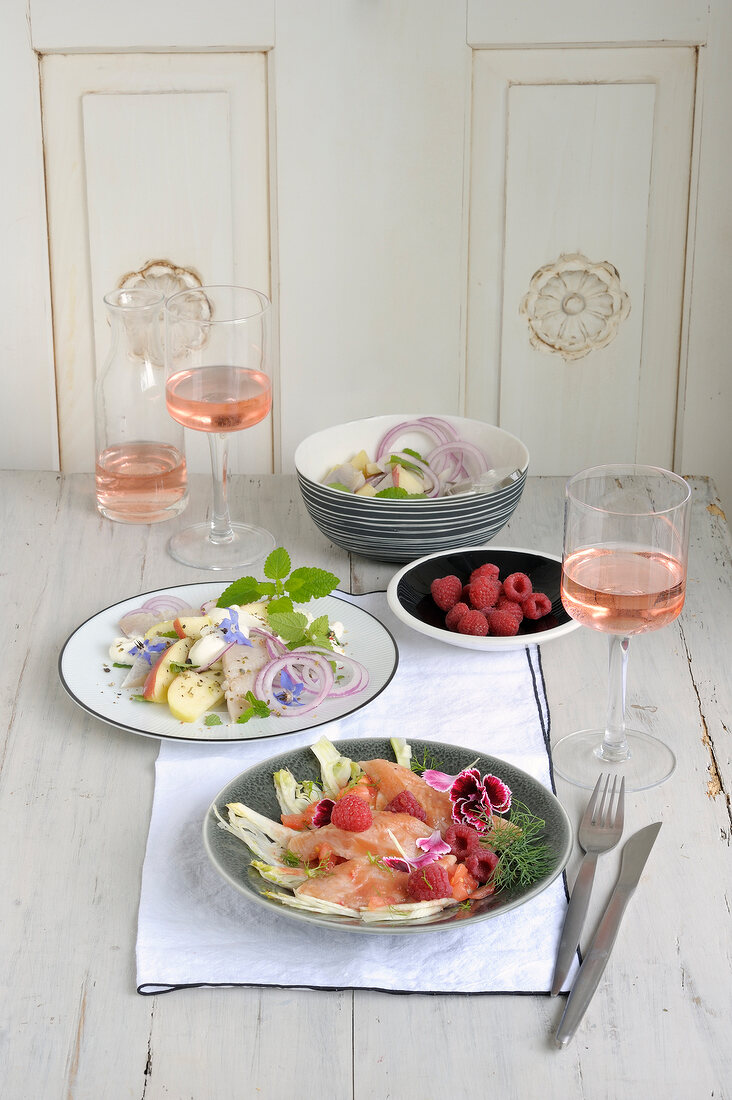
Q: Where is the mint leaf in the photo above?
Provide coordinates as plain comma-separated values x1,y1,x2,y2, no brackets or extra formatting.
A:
267,610,308,645
402,447,424,462
305,614,333,649
204,714,223,726
308,614,331,639
285,566,340,602
217,576,261,607
264,547,291,581
327,482,351,493
268,595,294,615
236,691,273,723
375,487,426,499
388,453,422,475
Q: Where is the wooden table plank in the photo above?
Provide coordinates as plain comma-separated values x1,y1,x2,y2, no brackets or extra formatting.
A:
1,472,730,1098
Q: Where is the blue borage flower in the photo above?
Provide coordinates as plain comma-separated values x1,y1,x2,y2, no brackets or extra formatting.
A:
217,607,252,647
128,638,169,666
274,667,305,707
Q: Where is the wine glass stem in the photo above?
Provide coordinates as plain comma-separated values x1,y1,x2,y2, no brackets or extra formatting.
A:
601,633,631,762
208,432,235,544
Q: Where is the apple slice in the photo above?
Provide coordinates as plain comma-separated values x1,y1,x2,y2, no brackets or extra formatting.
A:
167,669,225,722
350,449,370,472
393,464,425,494
143,618,178,640
172,614,211,639
142,637,193,703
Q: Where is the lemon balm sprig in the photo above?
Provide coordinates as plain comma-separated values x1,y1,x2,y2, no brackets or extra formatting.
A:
217,547,340,617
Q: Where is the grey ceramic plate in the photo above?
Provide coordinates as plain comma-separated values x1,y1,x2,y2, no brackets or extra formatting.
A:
203,737,572,934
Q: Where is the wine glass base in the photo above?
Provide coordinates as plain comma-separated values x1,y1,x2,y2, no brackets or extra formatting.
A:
168,522,276,571
552,727,676,793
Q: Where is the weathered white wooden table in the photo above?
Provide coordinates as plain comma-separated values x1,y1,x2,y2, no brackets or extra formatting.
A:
2,472,730,1098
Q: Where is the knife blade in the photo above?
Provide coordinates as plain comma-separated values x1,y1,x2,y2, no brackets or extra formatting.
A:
555,821,662,1048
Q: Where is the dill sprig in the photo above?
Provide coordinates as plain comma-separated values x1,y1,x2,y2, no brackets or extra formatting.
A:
482,799,556,891
409,747,443,775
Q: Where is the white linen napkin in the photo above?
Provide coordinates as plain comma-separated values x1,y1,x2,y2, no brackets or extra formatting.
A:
136,592,578,995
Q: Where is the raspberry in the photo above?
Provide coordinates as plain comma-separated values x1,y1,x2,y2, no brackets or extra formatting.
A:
430,575,463,611
502,572,533,601
444,823,481,860
445,601,469,631
486,608,521,637
406,863,453,901
496,595,524,621
469,575,501,610
330,794,373,832
470,562,500,584
465,848,499,884
457,610,489,636
385,790,427,822
461,583,472,602
522,592,552,620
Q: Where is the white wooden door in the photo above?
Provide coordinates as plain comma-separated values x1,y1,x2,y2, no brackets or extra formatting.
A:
2,0,732,511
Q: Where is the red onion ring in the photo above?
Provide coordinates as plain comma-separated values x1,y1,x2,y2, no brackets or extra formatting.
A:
141,595,191,614
375,420,448,463
118,611,165,637
427,441,490,479
255,654,335,716
250,627,289,658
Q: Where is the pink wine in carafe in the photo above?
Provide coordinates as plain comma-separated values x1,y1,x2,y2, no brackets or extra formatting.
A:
561,548,686,635
95,441,188,524
166,366,271,433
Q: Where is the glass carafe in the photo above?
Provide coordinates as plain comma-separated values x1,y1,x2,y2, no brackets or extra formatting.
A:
95,288,188,523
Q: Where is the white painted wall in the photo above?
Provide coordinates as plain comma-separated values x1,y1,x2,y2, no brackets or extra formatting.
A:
1,0,731,517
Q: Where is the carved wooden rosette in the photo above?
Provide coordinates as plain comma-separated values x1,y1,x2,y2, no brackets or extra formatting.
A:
116,260,209,362
520,253,630,361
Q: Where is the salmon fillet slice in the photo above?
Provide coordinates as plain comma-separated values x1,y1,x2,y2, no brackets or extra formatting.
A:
296,859,411,908
296,854,459,910
287,811,430,862
358,759,454,832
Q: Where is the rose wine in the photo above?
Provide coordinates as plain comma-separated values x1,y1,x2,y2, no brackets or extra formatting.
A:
95,441,188,524
166,366,272,433
561,547,686,635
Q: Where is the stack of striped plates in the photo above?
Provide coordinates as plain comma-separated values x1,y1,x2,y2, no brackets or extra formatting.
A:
294,414,529,563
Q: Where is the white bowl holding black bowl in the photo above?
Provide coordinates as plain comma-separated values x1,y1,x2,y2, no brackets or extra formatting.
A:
387,546,581,651
294,414,530,562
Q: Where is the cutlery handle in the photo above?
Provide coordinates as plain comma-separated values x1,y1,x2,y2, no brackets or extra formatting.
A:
555,889,630,1047
550,851,598,996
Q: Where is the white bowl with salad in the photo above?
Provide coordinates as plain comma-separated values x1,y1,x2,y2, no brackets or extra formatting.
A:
294,414,530,562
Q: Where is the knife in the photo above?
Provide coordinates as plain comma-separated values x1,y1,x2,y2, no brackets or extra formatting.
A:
555,821,662,1048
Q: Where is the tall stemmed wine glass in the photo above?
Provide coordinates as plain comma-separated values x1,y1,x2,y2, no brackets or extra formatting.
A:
164,285,275,570
552,464,691,792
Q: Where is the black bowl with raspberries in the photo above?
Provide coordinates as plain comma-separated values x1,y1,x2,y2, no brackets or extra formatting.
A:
387,546,581,651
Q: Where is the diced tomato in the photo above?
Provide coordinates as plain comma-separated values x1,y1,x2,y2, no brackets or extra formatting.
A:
336,775,378,805
311,843,341,872
449,863,480,902
281,802,320,830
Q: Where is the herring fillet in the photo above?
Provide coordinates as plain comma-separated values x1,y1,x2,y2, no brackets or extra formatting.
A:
221,637,272,720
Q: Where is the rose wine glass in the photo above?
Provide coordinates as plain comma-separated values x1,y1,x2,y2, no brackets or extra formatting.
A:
552,464,691,792
164,285,275,570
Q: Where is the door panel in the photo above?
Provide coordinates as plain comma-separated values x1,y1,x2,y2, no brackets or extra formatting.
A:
467,48,696,474
42,53,270,474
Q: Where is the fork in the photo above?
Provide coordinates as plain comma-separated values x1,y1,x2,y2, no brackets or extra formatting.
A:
550,774,625,997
